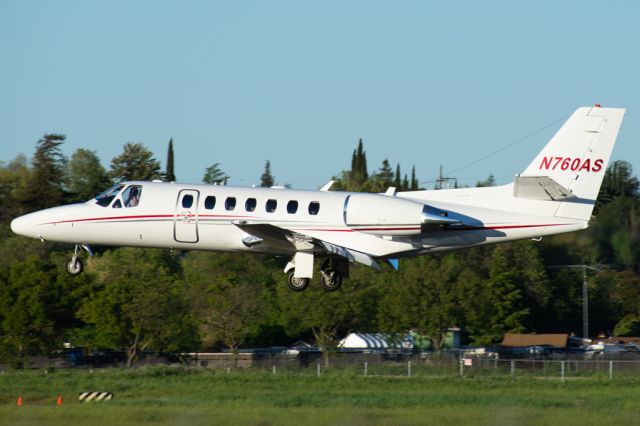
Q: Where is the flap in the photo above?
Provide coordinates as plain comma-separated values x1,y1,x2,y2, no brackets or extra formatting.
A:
233,221,380,269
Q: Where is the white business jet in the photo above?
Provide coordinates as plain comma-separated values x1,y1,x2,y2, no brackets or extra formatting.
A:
11,106,625,291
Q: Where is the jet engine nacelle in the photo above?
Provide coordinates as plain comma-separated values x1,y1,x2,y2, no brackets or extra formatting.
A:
344,194,458,236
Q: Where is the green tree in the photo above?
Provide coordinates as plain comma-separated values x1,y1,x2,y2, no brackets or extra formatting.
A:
476,174,496,187
182,252,277,359
410,166,419,191
467,245,529,344
109,143,162,182
0,155,32,221
378,255,466,352
394,164,402,189
165,138,176,182
260,160,274,187
25,134,67,210
78,248,198,367
66,149,112,202
0,256,63,364
368,159,394,192
591,197,640,268
277,271,378,366
203,163,229,185
597,160,639,207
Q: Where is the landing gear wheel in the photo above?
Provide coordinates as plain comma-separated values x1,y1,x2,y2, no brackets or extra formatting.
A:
320,270,342,292
66,258,83,275
287,270,310,292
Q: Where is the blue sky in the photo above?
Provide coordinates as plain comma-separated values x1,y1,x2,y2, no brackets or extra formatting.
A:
1,1,638,189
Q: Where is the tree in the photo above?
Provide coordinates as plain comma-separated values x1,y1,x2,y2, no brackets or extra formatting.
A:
394,164,402,189
597,160,639,207
25,134,67,210
260,160,274,187
378,255,466,352
410,166,419,191
0,155,32,221
109,143,162,182
476,174,496,187
370,159,394,192
182,251,279,360
277,270,378,366
466,245,529,344
590,197,640,269
203,163,229,185
66,149,112,202
350,139,368,189
0,256,59,364
78,248,198,367
165,138,176,182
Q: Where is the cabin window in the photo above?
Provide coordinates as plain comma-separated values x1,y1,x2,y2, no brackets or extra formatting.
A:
94,184,124,207
112,199,122,208
266,199,277,213
308,201,320,215
225,197,236,211
204,196,216,210
245,198,257,212
122,185,142,208
182,194,194,208
287,200,298,214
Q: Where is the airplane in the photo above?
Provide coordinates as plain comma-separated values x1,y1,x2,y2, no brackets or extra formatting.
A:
10,105,625,292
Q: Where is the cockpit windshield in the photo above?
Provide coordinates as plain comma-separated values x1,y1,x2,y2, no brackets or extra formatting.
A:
94,184,124,207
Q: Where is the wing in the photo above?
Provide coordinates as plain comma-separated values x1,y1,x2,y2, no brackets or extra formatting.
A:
233,221,381,270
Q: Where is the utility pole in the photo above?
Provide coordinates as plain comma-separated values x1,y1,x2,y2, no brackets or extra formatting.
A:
434,165,458,190
547,264,603,339
582,265,589,340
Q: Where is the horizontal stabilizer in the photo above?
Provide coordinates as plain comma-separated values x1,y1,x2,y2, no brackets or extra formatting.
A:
513,175,575,201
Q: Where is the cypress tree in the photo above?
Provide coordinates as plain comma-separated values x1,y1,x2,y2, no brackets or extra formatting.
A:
410,166,419,190
165,138,176,182
402,174,409,191
394,164,402,189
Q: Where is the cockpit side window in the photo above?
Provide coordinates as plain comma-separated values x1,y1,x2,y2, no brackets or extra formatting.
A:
122,185,143,208
95,184,125,207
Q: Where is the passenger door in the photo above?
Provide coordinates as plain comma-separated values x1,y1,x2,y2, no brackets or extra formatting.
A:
174,189,199,243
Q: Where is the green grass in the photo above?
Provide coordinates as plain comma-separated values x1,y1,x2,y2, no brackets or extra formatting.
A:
1,366,640,425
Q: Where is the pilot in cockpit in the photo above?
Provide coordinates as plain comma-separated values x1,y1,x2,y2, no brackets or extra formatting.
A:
125,186,140,207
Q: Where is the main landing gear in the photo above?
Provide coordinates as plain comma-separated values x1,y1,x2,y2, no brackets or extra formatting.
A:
285,257,348,292
66,244,93,276
287,270,310,292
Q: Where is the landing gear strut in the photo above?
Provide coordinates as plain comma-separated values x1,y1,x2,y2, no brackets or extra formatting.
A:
66,244,93,276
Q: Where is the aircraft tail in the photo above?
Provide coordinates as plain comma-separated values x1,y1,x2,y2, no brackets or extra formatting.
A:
518,105,625,221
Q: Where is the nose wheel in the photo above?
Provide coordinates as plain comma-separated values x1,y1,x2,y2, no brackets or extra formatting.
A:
66,244,93,276
66,258,83,275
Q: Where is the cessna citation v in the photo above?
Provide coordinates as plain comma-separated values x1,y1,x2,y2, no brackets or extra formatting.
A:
11,106,625,291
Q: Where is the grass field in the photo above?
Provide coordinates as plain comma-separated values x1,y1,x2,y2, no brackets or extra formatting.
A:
1,365,640,425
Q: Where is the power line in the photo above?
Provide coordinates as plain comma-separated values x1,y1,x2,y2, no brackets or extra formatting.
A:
422,113,570,185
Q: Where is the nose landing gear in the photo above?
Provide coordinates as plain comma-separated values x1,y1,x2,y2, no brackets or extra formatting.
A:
66,244,93,276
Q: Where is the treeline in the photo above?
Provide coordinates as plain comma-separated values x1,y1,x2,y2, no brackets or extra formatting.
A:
1,134,640,366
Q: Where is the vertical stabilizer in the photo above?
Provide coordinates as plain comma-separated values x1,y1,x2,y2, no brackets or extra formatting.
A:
521,106,625,221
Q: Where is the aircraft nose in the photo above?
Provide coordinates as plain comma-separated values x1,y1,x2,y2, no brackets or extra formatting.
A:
11,215,32,237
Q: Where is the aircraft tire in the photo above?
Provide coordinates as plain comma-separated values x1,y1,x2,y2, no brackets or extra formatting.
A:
66,258,83,275
320,271,342,292
287,270,309,292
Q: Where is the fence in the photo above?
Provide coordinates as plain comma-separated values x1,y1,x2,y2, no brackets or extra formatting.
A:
6,352,640,381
